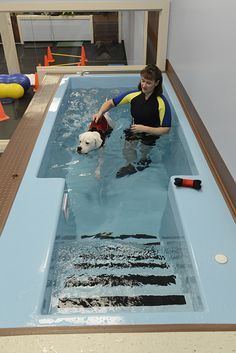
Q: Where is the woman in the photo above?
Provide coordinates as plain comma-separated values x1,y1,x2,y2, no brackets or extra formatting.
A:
93,64,171,178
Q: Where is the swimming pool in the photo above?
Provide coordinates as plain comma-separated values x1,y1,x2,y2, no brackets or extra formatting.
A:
0,73,235,331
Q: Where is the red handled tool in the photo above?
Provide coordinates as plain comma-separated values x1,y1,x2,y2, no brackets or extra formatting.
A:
174,178,202,190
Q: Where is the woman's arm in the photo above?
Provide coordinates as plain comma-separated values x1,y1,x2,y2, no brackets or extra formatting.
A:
93,99,115,122
130,124,170,136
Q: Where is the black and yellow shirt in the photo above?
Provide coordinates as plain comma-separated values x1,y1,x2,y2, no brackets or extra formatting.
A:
113,90,171,127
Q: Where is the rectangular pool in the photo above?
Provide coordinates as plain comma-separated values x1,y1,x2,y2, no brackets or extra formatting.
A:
0,74,235,331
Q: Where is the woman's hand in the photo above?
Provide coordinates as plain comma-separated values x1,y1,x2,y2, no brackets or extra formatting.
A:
92,99,115,123
92,113,102,123
130,124,147,133
131,124,170,136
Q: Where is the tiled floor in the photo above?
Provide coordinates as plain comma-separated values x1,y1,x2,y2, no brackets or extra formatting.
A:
0,40,127,142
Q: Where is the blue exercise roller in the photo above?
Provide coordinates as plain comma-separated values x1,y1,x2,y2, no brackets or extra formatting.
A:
0,73,31,103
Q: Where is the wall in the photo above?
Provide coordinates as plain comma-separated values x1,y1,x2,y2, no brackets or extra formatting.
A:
121,11,146,65
17,15,93,43
167,0,236,179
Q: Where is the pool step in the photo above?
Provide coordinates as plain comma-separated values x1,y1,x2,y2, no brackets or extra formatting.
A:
47,237,192,312
80,232,160,243
64,274,177,287
56,232,161,245
58,295,186,309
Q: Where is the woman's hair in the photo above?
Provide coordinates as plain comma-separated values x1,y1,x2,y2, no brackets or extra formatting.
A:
138,64,163,95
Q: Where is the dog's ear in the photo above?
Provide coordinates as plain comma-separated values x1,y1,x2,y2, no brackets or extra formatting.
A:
79,132,86,141
94,135,103,148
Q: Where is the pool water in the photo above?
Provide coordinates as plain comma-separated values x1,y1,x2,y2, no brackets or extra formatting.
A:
39,87,203,315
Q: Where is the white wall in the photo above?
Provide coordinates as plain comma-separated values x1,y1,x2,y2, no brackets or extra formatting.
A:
121,11,146,65
17,15,93,43
121,12,133,63
167,0,236,179
133,11,146,65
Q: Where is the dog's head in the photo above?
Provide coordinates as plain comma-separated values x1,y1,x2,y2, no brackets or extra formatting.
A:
77,131,103,154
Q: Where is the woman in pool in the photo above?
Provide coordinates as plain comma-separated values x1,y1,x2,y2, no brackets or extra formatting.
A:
93,64,171,178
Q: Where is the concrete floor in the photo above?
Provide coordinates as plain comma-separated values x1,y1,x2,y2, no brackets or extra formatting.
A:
1,331,236,353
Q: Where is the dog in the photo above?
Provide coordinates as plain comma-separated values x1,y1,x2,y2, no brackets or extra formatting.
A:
77,112,114,179
77,112,113,154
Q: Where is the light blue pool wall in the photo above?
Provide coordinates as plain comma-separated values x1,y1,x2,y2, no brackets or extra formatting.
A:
0,73,235,329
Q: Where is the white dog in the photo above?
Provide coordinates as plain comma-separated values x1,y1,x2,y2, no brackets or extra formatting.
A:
77,112,114,154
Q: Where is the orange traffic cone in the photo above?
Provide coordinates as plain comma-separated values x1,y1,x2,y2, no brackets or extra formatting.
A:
47,46,55,63
79,46,87,66
33,72,39,92
44,55,49,66
0,101,10,122
33,63,41,92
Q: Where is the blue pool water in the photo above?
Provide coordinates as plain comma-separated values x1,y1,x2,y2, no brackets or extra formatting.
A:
39,86,202,315
0,74,235,329
39,87,195,237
